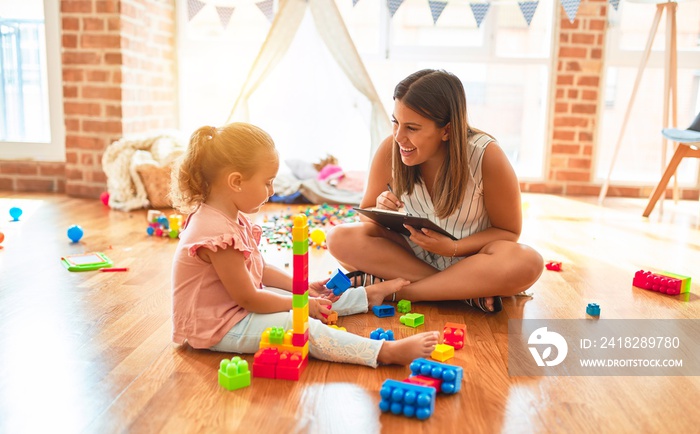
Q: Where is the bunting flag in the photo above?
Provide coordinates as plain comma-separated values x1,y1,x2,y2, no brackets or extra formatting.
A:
609,0,620,11
256,0,275,23
560,0,580,23
187,0,206,21
469,2,490,28
387,0,405,18
216,6,235,29
428,1,448,24
518,1,539,26
353,0,361,6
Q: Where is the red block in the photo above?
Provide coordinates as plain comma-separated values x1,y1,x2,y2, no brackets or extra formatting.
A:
292,280,308,295
276,351,307,381
293,254,308,279
253,348,279,379
404,375,443,392
633,270,681,295
545,261,562,271
292,330,309,347
443,322,466,350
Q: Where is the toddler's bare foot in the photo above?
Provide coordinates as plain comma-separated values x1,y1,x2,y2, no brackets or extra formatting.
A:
366,278,410,308
377,332,439,365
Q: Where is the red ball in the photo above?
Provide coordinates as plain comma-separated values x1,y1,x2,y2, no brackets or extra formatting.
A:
100,191,110,206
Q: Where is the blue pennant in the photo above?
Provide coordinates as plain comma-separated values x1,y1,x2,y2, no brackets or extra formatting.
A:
256,0,274,23
609,0,620,11
215,6,235,29
187,0,206,21
353,0,361,6
560,0,580,23
387,0,405,18
518,1,539,26
428,1,448,25
469,2,490,28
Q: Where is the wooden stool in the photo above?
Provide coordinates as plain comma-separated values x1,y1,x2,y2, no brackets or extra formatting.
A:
643,112,700,217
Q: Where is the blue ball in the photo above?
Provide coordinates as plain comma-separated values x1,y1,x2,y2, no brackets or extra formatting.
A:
9,207,22,221
67,225,84,243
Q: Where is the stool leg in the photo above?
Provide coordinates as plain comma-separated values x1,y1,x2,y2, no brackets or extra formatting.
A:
643,145,689,217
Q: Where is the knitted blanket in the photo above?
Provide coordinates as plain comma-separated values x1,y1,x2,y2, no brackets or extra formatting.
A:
101,131,186,211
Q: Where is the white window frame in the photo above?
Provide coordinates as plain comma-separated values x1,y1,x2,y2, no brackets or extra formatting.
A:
0,0,64,162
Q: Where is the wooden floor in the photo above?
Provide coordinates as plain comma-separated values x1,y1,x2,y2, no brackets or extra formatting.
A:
0,192,699,433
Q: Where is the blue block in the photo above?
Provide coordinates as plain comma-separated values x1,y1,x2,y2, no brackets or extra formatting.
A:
586,303,600,316
326,269,352,296
372,305,395,318
369,327,395,341
378,379,435,420
408,358,463,394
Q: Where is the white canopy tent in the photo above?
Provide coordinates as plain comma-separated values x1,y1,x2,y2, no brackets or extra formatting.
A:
225,0,391,159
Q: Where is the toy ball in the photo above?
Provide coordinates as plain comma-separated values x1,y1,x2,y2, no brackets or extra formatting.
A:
147,226,155,236
67,225,84,243
9,207,22,221
100,191,110,206
310,228,326,245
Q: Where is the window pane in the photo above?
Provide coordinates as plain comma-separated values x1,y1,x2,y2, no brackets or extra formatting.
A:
0,0,50,143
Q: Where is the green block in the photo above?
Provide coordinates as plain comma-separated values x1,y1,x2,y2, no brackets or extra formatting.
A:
293,293,309,308
292,241,308,255
400,313,424,328
659,271,692,293
218,357,251,391
397,299,411,313
269,326,285,344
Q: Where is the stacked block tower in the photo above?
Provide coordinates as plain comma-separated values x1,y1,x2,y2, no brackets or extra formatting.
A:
252,214,310,380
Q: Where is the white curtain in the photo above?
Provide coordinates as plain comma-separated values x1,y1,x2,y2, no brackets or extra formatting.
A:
226,0,390,157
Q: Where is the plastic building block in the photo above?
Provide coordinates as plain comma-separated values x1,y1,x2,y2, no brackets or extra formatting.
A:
404,375,442,392
292,329,308,347
586,303,600,316
276,350,307,381
409,358,463,394
253,348,279,379
218,357,251,391
328,325,346,331
431,344,454,362
633,269,690,295
268,327,285,344
370,327,395,341
397,299,411,313
545,261,562,271
379,379,435,420
372,305,395,318
443,322,466,350
325,310,338,325
326,269,352,296
400,313,424,328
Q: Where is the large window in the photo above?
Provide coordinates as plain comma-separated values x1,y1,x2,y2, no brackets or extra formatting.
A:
179,0,554,178
596,1,700,185
0,0,64,161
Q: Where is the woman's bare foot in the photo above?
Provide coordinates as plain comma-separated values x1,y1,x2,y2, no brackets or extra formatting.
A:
366,278,410,308
377,332,439,365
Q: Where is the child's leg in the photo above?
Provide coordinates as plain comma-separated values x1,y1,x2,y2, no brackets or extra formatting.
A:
332,279,410,316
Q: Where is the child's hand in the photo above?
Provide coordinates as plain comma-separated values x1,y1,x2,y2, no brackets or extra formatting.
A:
309,278,339,302
404,225,457,257
309,297,333,323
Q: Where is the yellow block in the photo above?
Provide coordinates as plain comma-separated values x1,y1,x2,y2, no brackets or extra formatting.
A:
431,344,455,362
293,304,309,332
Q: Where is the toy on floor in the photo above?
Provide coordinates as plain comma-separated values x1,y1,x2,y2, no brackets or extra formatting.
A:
61,252,113,272
146,210,182,239
67,225,84,243
253,214,311,381
0,231,4,247
397,299,411,313
100,191,110,206
218,357,251,391
442,322,466,350
372,305,395,318
632,269,691,295
431,344,454,362
586,303,600,317
370,327,395,341
378,358,463,420
400,313,424,328
309,228,326,247
545,261,562,271
9,207,22,221
325,310,338,325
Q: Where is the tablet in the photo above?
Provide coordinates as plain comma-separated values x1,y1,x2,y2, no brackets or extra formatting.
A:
353,208,457,240
61,252,114,272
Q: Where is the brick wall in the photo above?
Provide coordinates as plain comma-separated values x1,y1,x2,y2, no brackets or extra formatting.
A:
0,0,177,198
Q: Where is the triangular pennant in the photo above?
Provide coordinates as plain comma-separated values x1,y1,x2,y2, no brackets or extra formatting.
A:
187,0,206,21
560,0,580,23
518,1,539,26
387,0,405,18
215,6,235,29
469,2,490,28
609,0,620,11
256,0,275,23
428,1,448,25
353,0,361,6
